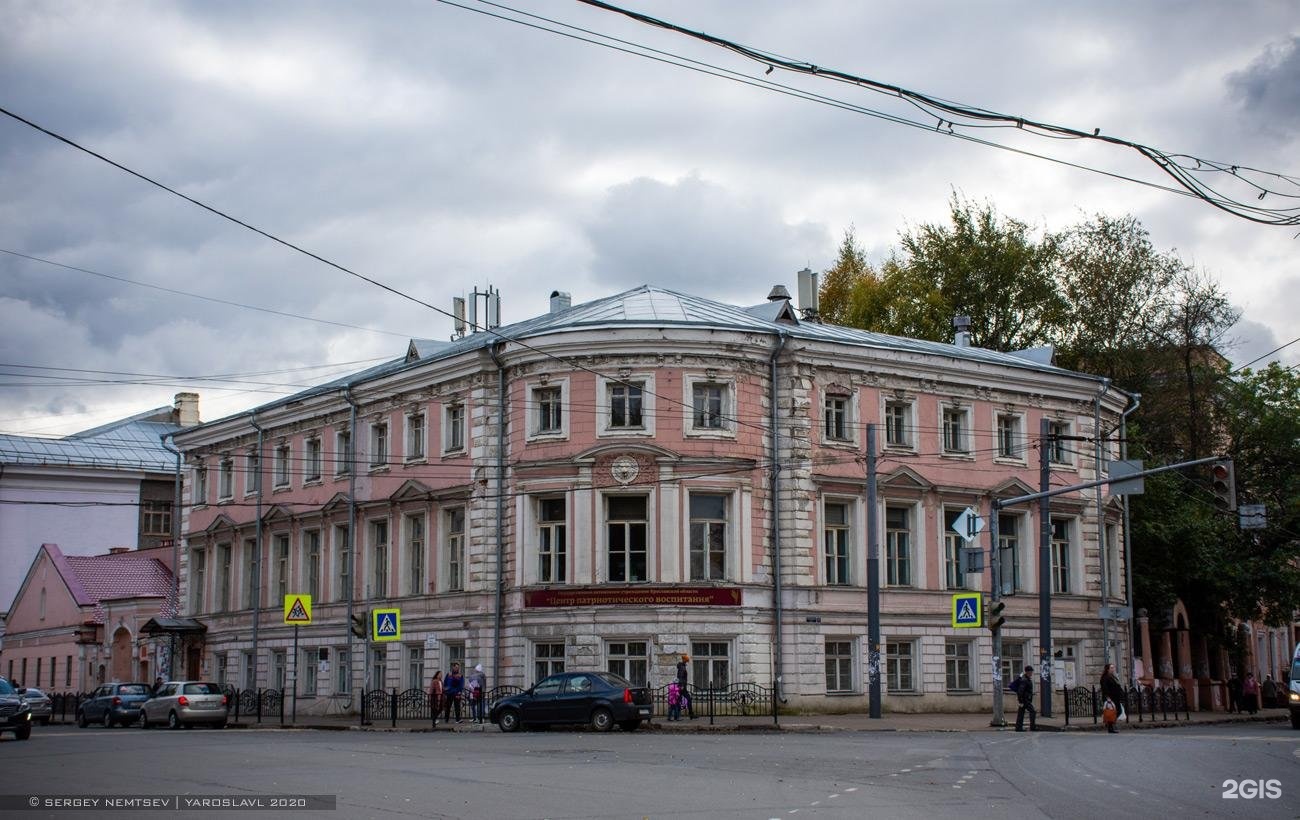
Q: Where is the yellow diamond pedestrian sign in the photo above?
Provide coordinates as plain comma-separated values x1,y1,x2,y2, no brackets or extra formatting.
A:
283,594,312,625
951,593,981,628
372,608,401,642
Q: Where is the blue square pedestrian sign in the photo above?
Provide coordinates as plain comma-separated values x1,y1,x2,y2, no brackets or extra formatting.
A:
951,593,982,628
372,608,401,642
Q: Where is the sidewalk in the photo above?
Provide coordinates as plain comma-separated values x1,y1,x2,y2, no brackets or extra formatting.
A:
221,707,1289,734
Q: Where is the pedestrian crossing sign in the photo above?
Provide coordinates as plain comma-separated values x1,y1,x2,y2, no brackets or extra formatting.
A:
283,594,312,625
951,593,982,628
372,608,401,642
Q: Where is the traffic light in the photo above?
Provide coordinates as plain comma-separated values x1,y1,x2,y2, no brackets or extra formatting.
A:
350,612,367,639
1210,459,1236,512
987,600,1006,632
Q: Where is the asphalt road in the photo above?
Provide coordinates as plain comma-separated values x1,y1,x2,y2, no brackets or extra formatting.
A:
0,722,1296,819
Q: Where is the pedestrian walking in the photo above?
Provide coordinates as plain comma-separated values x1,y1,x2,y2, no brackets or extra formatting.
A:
1227,673,1241,714
428,671,443,724
1242,672,1259,714
1015,665,1037,732
666,681,682,721
1100,663,1125,733
676,654,695,719
1261,675,1277,709
468,664,487,724
443,663,465,723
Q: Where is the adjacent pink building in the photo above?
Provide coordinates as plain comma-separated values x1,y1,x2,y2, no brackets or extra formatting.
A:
172,284,1131,712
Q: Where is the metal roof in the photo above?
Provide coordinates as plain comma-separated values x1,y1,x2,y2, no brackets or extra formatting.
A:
0,406,180,473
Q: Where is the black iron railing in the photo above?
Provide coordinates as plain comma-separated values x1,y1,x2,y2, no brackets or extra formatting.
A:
1061,684,1191,725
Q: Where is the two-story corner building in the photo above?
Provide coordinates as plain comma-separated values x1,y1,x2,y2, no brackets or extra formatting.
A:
171,285,1131,713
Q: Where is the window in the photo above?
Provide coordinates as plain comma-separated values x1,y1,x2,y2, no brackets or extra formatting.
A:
242,538,258,610
35,659,42,690
444,404,465,453
825,640,854,693
335,525,352,603
538,498,567,583
193,463,208,505
273,443,290,488
1104,523,1119,599
606,641,648,686
141,500,172,537
271,651,286,691
335,430,351,476
1047,420,1072,465
942,406,969,454
691,641,730,689
242,650,255,690
305,438,322,481
534,643,565,682
1000,642,1025,687
444,643,465,673
406,413,426,460
884,400,911,447
997,413,1021,459
371,519,389,598
824,394,850,441
335,649,351,694
943,508,966,590
886,641,915,692
274,533,290,602
688,493,727,581
608,382,644,429
945,641,972,692
1051,517,1071,593
217,543,232,612
302,649,318,697
406,646,425,690
824,501,850,585
998,514,1022,594
535,386,562,434
691,383,726,430
219,458,234,499
606,496,648,582
370,647,386,691
407,514,426,596
65,655,72,687
885,506,912,587
445,507,465,591
305,530,321,600
246,449,261,495
370,422,389,468
39,588,45,620
190,549,206,613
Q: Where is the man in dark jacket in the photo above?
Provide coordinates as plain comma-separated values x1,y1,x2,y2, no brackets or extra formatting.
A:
443,663,465,723
1015,665,1036,731
1100,663,1126,733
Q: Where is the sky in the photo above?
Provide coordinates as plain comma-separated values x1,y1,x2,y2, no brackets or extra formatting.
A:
2,0,1297,437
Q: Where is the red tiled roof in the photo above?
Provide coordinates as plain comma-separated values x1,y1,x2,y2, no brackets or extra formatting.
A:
59,550,175,623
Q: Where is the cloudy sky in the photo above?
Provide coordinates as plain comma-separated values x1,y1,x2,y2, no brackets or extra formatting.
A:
2,0,1297,436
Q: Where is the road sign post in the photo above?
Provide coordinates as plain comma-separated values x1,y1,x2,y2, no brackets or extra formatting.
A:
283,594,311,726
372,608,401,642
952,593,982,628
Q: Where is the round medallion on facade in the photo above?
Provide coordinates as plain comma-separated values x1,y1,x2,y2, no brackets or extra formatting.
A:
610,455,640,485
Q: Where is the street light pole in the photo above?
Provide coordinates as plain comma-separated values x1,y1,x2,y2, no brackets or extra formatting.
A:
866,423,881,719
1039,417,1053,718
989,508,1005,726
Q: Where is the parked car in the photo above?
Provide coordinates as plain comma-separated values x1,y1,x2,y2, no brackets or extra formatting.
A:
1289,642,1300,730
76,682,153,728
0,678,34,741
490,671,652,733
17,687,52,725
139,681,228,729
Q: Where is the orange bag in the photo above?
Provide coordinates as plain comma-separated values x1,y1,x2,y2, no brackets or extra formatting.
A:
1102,699,1118,726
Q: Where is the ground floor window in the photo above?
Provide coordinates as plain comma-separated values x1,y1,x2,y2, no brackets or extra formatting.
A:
945,641,972,692
242,650,255,690
216,653,228,685
1000,642,1026,686
691,641,730,689
302,649,318,697
335,649,351,694
886,641,915,692
443,642,465,675
370,647,386,691
825,640,854,693
271,650,286,691
606,641,648,686
406,646,424,691
534,642,565,683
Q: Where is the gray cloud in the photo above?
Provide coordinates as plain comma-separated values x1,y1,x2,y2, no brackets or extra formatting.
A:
1227,35,1300,132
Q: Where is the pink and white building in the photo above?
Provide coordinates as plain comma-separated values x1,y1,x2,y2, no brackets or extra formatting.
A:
172,284,1130,712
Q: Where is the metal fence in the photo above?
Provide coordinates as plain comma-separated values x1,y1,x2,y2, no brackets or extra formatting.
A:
649,682,779,726
359,686,525,728
1061,684,1191,725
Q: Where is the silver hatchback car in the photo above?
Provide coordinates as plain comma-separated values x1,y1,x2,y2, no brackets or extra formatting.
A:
139,681,228,729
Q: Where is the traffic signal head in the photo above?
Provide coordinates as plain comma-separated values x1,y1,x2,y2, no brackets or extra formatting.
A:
350,612,366,639
988,601,1007,631
1210,459,1236,512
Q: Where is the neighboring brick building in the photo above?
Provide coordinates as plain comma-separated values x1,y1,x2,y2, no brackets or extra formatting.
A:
172,284,1130,712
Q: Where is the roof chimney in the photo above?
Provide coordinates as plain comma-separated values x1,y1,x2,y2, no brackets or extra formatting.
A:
549,290,572,313
107,546,130,555
173,393,201,426
767,285,791,302
953,315,972,348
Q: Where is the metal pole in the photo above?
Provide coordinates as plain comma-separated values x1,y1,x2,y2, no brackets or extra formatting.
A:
866,424,881,719
1094,381,1111,667
768,332,787,702
292,625,299,724
343,389,359,709
250,412,265,690
989,507,1004,726
160,433,182,680
1120,394,1141,685
1039,417,1052,718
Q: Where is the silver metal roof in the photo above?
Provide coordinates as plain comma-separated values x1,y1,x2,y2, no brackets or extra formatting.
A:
0,406,180,472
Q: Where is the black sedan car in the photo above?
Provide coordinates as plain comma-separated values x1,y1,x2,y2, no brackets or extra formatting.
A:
491,671,652,733
76,682,153,728
0,678,33,741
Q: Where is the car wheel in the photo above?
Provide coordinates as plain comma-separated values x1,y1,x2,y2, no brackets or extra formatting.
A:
15,724,31,741
497,709,521,733
1291,712,1300,730
139,713,150,729
168,711,181,730
77,711,88,729
619,720,641,732
103,712,115,729
590,707,613,732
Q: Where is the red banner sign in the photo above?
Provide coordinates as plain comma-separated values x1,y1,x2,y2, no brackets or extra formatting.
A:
524,586,742,608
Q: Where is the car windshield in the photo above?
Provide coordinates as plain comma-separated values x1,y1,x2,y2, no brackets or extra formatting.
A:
0,679,15,695
1291,658,1300,686
118,684,150,696
24,688,46,698
183,683,222,694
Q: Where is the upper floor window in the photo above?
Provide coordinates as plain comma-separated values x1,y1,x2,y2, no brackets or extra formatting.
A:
538,498,567,583
691,383,726,430
445,507,465,591
688,493,728,581
1051,517,1072,593
274,443,291,487
273,533,290,601
141,500,172,537
609,383,644,429
535,387,562,435
943,508,967,590
193,463,208,506
217,543,232,612
218,458,234,500
606,495,648,583
996,413,1022,459
406,413,426,461
998,513,1023,594
370,422,389,468
190,549,206,612
334,525,352,603
242,538,257,609
334,430,351,476
444,404,466,453
824,394,850,442
305,437,322,482
824,500,851,585
884,400,912,447
1047,420,1072,465
305,530,321,600
246,450,261,494
371,519,389,598
942,406,970,454
885,505,912,587
407,514,426,596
